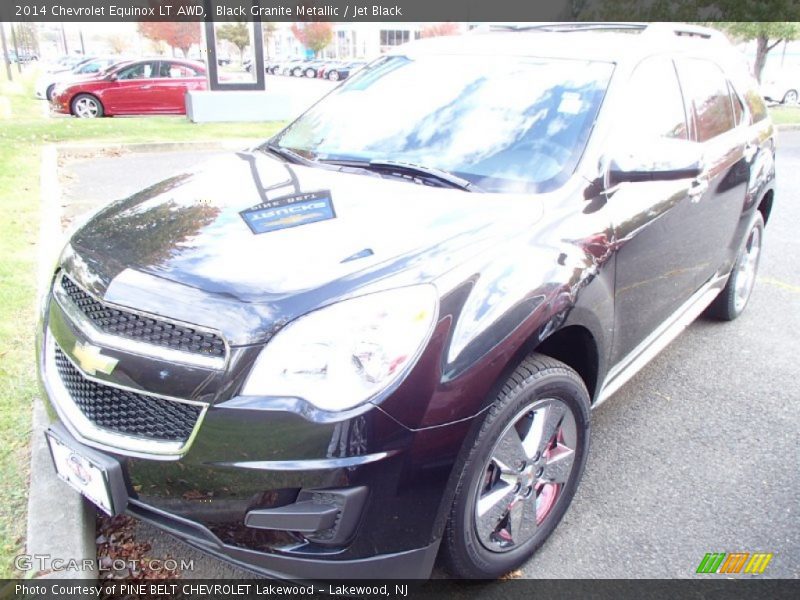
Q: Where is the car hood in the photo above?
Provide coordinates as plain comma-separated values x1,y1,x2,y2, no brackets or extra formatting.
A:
65,151,544,344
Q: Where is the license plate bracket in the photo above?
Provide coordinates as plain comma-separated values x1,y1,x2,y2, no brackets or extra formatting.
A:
45,423,129,516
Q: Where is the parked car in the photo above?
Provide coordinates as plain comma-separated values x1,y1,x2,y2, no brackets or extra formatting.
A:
7,50,38,63
325,60,368,81
316,60,345,79
300,60,327,78
277,59,305,76
42,55,88,73
761,71,799,104
38,24,775,580
36,56,127,101
290,61,313,77
50,59,206,118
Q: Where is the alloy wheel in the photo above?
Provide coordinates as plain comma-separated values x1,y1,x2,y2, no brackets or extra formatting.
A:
734,225,761,313
74,97,100,118
474,398,577,552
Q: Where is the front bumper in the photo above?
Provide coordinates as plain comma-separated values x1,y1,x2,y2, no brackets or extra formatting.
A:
49,93,70,114
37,314,472,579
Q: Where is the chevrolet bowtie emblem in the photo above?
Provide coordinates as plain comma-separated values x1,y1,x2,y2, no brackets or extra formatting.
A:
72,341,118,376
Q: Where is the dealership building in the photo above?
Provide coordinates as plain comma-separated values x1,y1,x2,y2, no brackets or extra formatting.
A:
266,23,461,60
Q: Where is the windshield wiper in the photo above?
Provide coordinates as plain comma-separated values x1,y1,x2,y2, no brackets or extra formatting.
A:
320,158,482,192
260,142,309,165
368,160,482,192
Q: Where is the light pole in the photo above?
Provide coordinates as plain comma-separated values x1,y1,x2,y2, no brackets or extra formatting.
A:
0,23,12,81
11,23,21,74
61,23,68,54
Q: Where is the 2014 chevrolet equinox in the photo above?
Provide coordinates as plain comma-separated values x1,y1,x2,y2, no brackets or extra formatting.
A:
37,24,776,580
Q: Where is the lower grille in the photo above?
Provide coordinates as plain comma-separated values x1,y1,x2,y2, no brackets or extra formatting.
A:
53,346,202,443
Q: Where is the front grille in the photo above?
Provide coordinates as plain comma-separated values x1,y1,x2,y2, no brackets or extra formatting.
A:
60,275,226,358
54,346,202,442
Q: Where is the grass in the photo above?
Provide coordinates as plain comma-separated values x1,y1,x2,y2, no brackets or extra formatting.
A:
768,104,800,125
0,66,284,577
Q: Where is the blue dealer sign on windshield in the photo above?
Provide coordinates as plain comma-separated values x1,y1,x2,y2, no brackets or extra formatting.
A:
240,191,336,234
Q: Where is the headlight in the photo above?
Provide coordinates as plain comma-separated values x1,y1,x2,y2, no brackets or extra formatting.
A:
241,285,438,411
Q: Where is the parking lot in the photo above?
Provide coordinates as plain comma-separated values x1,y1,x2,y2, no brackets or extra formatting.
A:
58,130,800,579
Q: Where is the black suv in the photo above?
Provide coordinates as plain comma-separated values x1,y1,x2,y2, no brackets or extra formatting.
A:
38,24,775,580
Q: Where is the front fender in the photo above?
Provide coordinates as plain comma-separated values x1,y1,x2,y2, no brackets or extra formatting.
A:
377,191,615,430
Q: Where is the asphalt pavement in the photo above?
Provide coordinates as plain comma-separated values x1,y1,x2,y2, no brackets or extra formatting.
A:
58,132,800,579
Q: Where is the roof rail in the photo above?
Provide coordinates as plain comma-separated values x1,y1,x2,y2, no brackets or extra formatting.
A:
479,22,648,34
476,22,726,42
642,22,726,41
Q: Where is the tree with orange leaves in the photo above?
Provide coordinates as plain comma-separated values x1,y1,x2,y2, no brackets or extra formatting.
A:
290,22,333,56
137,22,200,57
421,23,460,38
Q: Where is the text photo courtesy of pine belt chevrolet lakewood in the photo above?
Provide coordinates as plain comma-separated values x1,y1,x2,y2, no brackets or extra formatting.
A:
38,23,775,580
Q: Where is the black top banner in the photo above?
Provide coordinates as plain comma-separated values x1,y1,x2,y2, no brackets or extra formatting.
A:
1,0,800,22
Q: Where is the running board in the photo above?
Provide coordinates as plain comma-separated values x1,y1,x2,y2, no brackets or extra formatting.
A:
595,274,728,407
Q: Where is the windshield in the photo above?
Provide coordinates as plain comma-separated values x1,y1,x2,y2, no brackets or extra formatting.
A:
275,54,613,193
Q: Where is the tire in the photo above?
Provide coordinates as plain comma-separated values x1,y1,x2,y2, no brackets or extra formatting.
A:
305,68,316,78
782,89,798,105
71,94,103,118
442,353,591,579
46,84,56,101
706,213,764,321
328,71,340,81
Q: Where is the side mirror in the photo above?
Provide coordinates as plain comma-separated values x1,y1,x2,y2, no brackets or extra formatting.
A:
107,72,118,81
608,138,703,185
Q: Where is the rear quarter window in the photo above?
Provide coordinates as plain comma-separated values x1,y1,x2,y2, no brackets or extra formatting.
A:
677,58,736,142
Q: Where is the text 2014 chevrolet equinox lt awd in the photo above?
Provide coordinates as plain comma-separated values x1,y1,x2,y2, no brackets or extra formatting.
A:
37,24,776,580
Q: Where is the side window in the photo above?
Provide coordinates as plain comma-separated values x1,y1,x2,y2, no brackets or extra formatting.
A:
677,58,735,142
621,56,688,141
729,83,745,126
168,64,201,78
118,62,156,80
156,62,171,78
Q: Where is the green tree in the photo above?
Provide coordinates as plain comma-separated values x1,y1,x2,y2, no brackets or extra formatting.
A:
576,2,800,82
216,22,250,63
715,22,800,82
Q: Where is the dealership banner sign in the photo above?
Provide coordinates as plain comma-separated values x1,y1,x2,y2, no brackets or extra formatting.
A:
2,0,799,22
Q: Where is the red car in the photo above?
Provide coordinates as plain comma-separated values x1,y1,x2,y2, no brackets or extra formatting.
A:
50,59,206,118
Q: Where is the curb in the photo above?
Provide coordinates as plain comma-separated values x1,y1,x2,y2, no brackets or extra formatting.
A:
25,139,261,580
776,124,800,131
26,145,96,579
26,400,97,580
56,138,264,159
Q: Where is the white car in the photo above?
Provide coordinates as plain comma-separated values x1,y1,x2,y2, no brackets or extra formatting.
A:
35,56,126,101
40,55,87,73
761,72,800,104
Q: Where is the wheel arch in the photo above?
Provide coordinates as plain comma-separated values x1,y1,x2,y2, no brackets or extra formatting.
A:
758,189,774,225
530,325,600,401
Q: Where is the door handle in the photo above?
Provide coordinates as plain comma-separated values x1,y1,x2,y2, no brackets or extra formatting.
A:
688,177,708,202
743,143,758,162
